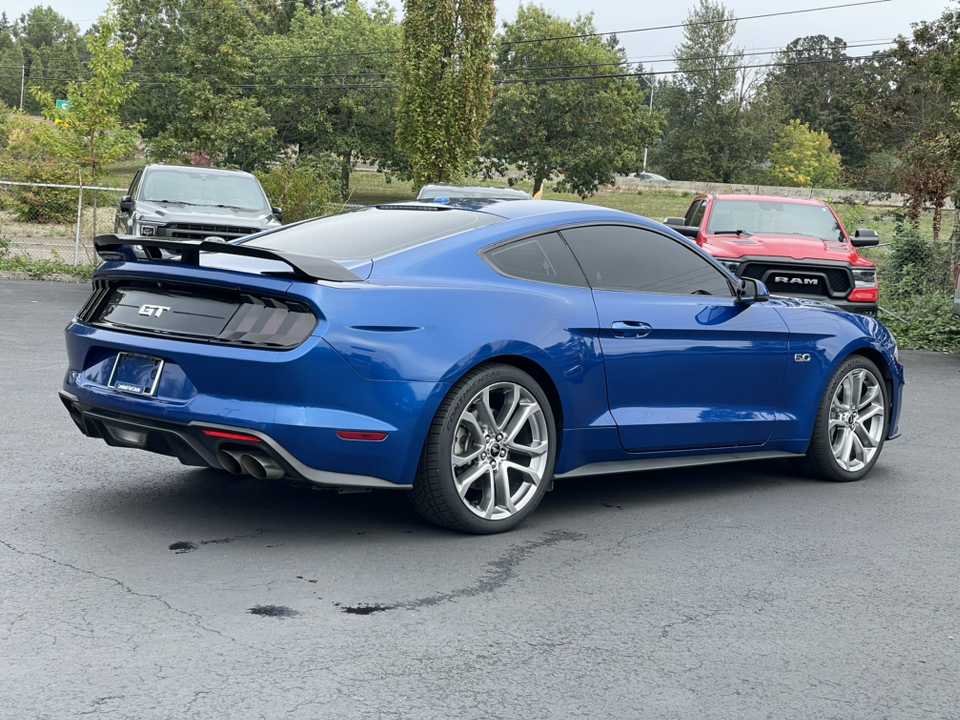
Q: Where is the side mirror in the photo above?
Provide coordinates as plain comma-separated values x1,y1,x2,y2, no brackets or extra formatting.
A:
736,277,769,305
852,228,879,247
663,217,699,239
272,206,283,223
119,195,133,213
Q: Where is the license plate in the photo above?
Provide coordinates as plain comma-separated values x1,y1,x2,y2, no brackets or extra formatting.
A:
107,352,164,397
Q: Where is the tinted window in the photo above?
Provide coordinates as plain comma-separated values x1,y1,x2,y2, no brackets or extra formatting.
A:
127,170,142,198
684,200,706,227
561,225,733,296
246,206,501,260
484,232,587,287
691,202,707,228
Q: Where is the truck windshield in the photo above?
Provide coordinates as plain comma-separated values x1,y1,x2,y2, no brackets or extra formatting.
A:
706,200,846,242
140,170,269,212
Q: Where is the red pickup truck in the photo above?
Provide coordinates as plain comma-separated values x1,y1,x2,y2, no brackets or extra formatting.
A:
665,194,880,316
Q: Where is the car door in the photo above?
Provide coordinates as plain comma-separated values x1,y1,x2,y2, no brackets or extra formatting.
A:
561,224,790,453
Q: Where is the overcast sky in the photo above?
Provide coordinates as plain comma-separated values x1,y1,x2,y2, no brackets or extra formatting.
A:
4,0,954,71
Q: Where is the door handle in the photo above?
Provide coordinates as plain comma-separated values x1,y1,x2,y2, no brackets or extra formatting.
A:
611,321,652,338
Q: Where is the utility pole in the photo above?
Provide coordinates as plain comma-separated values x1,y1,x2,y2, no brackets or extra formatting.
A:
19,64,25,110
641,76,654,174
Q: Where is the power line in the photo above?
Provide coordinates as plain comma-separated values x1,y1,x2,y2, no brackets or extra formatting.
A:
500,0,892,46
226,0,896,61
3,52,888,91
6,37,895,84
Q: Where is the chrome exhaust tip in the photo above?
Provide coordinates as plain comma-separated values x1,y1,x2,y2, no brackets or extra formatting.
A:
216,449,246,475
240,452,285,480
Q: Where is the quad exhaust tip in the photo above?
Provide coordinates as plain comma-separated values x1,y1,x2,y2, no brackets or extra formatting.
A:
216,448,285,480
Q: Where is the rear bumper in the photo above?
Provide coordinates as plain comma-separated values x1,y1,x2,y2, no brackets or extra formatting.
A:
59,391,409,490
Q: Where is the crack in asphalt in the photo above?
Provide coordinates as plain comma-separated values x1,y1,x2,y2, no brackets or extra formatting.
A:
0,538,237,643
336,529,587,614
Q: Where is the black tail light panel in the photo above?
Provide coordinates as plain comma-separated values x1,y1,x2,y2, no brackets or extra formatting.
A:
79,279,317,349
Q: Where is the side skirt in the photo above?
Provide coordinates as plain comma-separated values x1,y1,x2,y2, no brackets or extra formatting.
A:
555,451,804,479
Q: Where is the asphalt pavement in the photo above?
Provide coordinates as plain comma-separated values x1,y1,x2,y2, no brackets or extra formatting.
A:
1,279,958,720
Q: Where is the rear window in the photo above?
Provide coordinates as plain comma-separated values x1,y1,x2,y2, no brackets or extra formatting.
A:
243,206,501,260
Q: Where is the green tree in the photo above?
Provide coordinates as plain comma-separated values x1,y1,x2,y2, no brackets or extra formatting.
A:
483,5,660,197
2,7,86,113
396,0,495,185
767,119,842,188
885,6,960,243
148,0,274,169
31,8,139,186
115,0,186,140
763,36,869,170
653,0,760,183
255,0,401,190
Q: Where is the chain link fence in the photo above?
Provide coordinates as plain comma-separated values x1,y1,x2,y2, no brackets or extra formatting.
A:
859,236,960,348
0,180,125,265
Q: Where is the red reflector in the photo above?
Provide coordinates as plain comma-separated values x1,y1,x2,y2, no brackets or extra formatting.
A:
336,431,388,442
201,430,262,442
848,288,878,303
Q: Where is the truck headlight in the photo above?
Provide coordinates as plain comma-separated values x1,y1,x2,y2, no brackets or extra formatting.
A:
719,259,741,274
853,269,877,288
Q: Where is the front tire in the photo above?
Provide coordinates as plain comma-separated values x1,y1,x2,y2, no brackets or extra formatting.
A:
410,364,557,534
799,355,889,482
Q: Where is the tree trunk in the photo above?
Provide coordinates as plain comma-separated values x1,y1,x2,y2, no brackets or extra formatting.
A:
533,173,545,198
340,149,352,194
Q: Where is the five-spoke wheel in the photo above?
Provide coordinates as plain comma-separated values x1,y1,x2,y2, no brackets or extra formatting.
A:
411,364,556,533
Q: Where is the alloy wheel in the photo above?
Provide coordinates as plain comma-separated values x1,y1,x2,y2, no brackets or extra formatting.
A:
828,367,886,473
450,381,549,520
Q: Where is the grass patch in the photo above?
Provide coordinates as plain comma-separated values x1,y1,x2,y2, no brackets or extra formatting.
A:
0,251,96,281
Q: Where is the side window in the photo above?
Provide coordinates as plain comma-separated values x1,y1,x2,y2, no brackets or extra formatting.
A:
684,199,705,227
690,201,707,228
484,232,587,287
127,170,142,199
560,225,733,297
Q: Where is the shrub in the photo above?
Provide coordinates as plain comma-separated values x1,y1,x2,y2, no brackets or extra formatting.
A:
0,155,78,224
255,155,342,224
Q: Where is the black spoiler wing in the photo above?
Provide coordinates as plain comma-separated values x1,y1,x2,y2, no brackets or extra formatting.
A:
93,235,363,283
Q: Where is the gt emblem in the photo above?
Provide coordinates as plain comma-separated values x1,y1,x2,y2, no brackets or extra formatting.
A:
794,353,812,363
774,276,818,285
138,304,171,317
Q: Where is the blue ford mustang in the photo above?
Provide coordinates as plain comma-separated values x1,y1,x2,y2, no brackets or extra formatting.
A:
61,200,904,533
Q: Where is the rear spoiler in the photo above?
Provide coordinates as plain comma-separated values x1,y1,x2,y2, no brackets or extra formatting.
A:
93,234,363,283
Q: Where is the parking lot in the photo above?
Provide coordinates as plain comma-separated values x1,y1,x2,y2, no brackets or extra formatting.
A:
1,278,958,719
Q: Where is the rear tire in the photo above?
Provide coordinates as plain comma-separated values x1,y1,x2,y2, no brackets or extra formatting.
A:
797,355,889,482
410,364,557,534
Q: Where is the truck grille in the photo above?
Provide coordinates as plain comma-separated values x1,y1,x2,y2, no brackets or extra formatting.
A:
159,223,260,241
739,262,851,298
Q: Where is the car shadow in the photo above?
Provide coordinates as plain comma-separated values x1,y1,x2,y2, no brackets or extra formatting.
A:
73,457,820,542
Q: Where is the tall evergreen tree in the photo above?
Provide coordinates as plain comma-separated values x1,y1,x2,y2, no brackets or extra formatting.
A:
396,0,495,185
653,0,759,183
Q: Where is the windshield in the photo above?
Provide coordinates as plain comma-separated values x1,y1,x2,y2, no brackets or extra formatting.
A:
139,169,269,212
706,200,846,242
417,185,531,200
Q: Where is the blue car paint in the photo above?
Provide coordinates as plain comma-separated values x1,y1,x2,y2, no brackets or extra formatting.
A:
63,200,903,488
